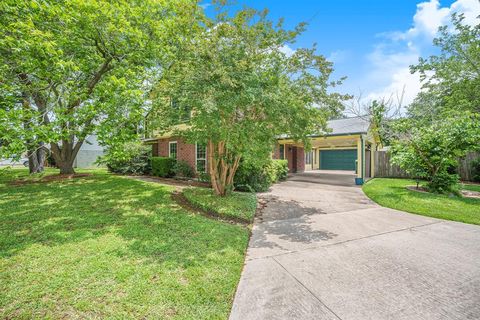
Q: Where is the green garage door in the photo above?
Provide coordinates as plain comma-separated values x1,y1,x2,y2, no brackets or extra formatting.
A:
320,149,357,170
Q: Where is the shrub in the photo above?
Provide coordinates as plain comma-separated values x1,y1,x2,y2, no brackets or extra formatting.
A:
198,171,211,184
97,141,151,175
173,160,195,178
270,159,288,181
151,157,176,177
234,158,289,192
471,158,480,182
427,171,460,195
391,115,480,194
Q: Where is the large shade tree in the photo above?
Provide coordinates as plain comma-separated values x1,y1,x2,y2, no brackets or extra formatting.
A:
410,13,480,118
0,0,197,174
391,13,480,194
153,6,348,195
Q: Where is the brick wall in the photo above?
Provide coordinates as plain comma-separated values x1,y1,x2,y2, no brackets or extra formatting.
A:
273,143,281,159
155,137,203,175
296,147,305,172
154,138,305,174
282,144,304,173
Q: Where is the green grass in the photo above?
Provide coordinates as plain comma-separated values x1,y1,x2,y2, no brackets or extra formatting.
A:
0,168,249,319
183,188,257,223
462,183,480,192
363,178,480,225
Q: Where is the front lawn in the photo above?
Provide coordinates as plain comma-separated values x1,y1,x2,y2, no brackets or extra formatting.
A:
0,169,249,319
183,188,257,223
363,178,480,225
462,183,480,192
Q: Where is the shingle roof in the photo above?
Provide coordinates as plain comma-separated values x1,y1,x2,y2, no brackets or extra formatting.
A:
277,116,370,140
323,116,370,136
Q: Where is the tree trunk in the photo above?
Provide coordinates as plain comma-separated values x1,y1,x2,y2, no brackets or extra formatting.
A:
50,140,83,175
57,160,75,175
27,143,46,174
208,140,241,196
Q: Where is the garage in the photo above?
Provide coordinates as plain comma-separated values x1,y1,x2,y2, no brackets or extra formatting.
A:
320,149,357,170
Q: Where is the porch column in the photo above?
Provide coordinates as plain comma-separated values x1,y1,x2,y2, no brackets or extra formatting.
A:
356,136,365,179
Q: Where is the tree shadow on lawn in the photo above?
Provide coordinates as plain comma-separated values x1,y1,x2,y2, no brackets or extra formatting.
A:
0,174,248,267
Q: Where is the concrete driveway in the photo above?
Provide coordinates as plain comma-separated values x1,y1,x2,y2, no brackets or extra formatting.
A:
230,171,480,320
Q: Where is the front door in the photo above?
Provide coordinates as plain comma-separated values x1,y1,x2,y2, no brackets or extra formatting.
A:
292,146,297,173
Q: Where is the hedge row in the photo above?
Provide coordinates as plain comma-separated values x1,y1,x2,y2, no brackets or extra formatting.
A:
234,159,288,192
151,157,176,177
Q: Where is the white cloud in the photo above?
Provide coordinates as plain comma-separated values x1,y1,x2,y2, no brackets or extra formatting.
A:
328,50,350,64
279,44,295,57
199,2,211,10
362,0,480,107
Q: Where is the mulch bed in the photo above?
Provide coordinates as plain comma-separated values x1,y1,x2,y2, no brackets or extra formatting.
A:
9,173,93,186
126,175,210,189
461,190,480,199
406,185,480,199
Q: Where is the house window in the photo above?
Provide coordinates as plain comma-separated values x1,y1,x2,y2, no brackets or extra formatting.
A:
279,144,285,160
196,143,207,173
305,151,313,165
169,141,177,159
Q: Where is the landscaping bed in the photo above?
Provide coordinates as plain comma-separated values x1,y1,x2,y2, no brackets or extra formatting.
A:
182,188,257,224
0,168,249,319
363,178,480,225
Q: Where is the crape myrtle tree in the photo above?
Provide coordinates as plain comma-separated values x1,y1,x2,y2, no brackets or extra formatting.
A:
153,5,348,196
0,0,198,174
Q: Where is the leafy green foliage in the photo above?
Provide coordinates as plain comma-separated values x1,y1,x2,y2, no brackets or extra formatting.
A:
151,157,175,178
0,169,249,318
428,171,460,195
198,172,211,184
173,160,195,178
234,159,289,192
183,187,257,223
152,4,348,194
363,178,480,225
0,0,197,173
391,114,480,194
270,159,289,182
97,141,150,175
462,183,480,192
410,13,480,117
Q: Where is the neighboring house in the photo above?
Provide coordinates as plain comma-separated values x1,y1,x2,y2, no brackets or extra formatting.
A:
73,135,104,168
145,117,380,183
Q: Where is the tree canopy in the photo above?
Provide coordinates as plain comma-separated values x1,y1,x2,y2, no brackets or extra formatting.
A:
0,0,198,173
391,13,480,193
153,6,348,195
410,13,480,118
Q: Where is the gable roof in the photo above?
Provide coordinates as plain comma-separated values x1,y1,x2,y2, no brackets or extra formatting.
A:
324,116,370,136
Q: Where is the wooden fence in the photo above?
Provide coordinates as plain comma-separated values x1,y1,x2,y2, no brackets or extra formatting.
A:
374,151,479,181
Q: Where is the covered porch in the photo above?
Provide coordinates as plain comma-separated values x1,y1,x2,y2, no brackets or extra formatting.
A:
276,133,379,184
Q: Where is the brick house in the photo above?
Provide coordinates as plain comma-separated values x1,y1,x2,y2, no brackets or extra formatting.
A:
145,117,380,181
149,135,207,175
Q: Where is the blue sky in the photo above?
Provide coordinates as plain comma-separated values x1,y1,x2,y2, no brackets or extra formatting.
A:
203,0,480,106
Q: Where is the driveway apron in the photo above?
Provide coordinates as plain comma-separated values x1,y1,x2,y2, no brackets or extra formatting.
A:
230,172,480,320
